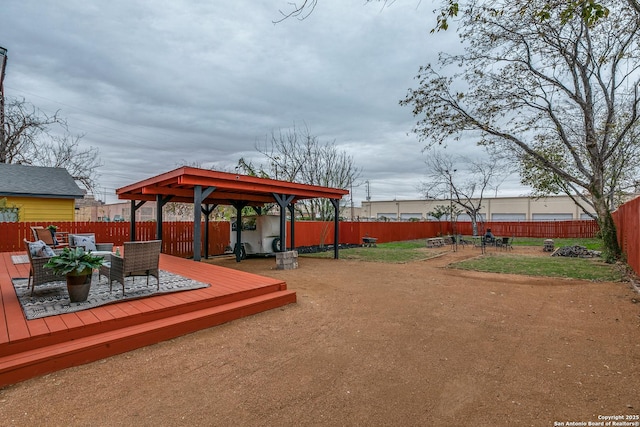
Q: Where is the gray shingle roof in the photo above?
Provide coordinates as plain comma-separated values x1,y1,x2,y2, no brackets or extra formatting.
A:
0,164,85,199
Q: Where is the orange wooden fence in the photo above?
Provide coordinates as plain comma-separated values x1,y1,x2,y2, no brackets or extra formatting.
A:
8,211,640,277
339,221,446,244
612,196,640,276
1,222,230,258
3,219,601,257
452,220,600,239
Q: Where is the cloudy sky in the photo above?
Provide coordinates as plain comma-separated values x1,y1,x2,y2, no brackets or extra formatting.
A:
1,1,528,205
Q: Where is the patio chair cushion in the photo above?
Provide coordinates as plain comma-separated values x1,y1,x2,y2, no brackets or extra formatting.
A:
73,235,97,251
28,240,56,258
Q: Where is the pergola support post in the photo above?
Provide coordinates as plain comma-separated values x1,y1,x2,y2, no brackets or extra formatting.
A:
129,200,147,242
273,194,295,252
155,194,173,241
201,203,218,259
331,198,340,259
287,203,296,250
192,185,216,261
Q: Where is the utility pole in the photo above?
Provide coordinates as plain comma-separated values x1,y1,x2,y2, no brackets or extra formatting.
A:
0,46,7,150
365,180,371,201
445,168,457,235
349,179,354,220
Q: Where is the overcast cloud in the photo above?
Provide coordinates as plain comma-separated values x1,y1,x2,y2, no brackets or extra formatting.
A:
1,1,529,205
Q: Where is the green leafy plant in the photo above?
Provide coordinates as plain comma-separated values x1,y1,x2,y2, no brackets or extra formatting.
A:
44,247,104,276
46,224,58,231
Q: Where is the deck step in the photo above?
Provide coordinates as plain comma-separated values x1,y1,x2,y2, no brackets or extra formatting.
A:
3,281,288,357
0,290,296,388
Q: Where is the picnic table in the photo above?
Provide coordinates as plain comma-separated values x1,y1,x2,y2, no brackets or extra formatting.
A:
362,236,378,247
426,237,445,248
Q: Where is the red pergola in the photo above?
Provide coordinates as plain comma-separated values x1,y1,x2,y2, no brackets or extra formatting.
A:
116,167,349,261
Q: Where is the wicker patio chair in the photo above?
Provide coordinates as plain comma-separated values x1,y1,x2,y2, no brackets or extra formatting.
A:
23,239,65,296
68,233,114,252
106,240,162,295
31,226,68,248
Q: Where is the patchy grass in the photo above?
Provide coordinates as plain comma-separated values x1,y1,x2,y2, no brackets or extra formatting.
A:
303,237,624,281
510,237,604,251
301,240,442,263
449,253,624,282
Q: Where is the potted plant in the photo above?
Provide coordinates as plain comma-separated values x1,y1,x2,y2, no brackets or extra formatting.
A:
44,247,104,302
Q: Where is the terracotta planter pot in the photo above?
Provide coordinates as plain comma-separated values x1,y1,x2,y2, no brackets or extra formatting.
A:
66,269,92,302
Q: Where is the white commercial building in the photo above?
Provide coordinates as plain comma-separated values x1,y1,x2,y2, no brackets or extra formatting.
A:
360,195,598,222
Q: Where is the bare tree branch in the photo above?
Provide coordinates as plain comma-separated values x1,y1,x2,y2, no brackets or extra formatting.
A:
273,0,318,23
237,124,361,220
1,97,102,194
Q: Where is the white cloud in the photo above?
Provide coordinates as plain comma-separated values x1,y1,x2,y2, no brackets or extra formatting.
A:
1,0,528,204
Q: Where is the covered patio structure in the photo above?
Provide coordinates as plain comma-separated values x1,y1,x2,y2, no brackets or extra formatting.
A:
116,167,349,261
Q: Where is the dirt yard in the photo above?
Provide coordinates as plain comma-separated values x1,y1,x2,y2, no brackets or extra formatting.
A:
1,246,639,426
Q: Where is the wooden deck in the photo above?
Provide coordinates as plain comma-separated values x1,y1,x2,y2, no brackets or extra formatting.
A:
0,251,296,388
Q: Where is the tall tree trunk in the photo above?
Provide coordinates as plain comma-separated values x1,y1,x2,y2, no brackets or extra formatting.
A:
593,198,621,262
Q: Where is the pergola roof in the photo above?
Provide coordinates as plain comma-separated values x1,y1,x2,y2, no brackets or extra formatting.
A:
116,166,349,205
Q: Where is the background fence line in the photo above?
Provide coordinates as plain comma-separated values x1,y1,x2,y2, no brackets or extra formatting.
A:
6,206,640,278
3,219,600,256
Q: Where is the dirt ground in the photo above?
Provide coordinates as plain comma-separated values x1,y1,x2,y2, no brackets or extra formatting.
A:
1,246,639,426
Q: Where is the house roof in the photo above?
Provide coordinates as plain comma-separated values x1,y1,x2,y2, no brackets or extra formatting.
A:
116,166,349,205
0,164,85,199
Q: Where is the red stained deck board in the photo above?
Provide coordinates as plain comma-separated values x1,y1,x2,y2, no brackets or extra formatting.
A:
0,251,295,388
26,318,51,337
130,295,166,312
60,314,88,330
75,309,100,324
114,301,146,317
42,314,69,334
3,299,29,343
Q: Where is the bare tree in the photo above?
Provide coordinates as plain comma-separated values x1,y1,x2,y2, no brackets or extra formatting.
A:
237,124,361,220
273,0,394,23
402,0,640,261
273,0,318,23
1,97,102,194
422,151,504,235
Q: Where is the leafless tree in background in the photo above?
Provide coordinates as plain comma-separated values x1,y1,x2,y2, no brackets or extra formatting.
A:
237,124,361,220
1,97,101,194
421,151,506,236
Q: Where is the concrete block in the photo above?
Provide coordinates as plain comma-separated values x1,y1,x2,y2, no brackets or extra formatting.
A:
276,250,299,270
